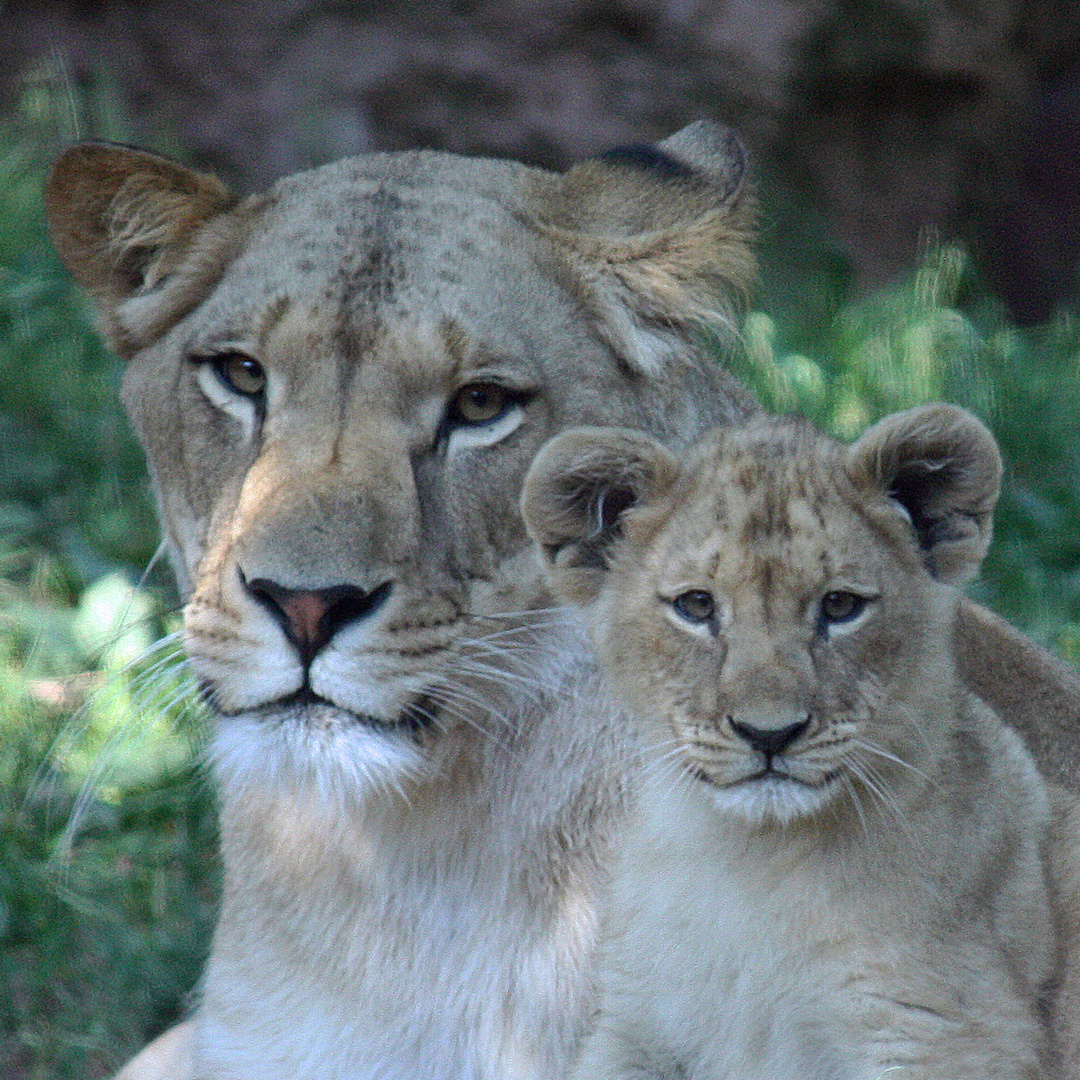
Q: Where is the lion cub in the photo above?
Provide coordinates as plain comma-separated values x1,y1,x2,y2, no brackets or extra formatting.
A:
522,405,1058,1079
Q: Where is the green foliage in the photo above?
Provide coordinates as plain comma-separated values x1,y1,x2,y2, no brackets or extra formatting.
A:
0,700,217,1079
0,95,158,588
0,87,218,1077
0,590,218,1078
735,237,1080,656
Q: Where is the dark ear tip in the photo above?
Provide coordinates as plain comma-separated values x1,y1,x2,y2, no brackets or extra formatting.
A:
599,144,698,181
657,120,746,195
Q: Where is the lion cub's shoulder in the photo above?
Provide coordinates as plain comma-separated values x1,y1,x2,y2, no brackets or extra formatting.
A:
523,405,1059,1080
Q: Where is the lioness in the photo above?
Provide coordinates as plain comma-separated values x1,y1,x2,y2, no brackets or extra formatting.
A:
43,125,1080,1078
522,405,1058,1078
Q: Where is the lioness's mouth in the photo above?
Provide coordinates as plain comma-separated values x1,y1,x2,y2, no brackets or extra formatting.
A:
207,684,441,736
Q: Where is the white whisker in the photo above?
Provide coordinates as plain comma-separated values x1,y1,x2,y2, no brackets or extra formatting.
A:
843,756,908,830
419,688,515,750
36,628,208,853
450,660,549,704
424,683,509,726
463,607,570,624
850,739,936,789
640,737,692,787
839,772,872,842
134,539,171,591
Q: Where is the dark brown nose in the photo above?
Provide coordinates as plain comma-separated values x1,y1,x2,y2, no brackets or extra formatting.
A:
242,575,391,665
729,717,810,759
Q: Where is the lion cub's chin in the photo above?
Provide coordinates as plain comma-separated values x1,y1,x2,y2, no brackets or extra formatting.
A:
696,771,839,826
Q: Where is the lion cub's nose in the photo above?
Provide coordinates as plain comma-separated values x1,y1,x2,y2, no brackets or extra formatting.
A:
243,576,391,665
729,717,810,758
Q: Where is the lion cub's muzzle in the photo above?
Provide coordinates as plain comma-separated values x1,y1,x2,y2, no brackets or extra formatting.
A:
714,707,817,784
728,714,811,764
240,570,392,667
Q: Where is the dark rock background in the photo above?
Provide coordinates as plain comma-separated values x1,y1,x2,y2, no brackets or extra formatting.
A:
6,0,1080,320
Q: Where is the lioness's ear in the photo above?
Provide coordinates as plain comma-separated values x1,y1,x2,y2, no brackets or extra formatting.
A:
534,120,756,376
847,404,1002,584
521,427,680,604
45,143,240,356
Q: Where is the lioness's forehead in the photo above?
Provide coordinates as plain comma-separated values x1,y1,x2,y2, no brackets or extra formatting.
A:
237,171,536,301
178,157,574,376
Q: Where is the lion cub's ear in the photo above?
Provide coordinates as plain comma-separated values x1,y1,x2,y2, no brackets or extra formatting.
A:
533,120,756,377
521,427,680,605
847,403,1002,585
45,143,240,356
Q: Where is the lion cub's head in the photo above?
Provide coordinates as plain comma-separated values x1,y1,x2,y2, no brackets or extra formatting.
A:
522,405,1002,825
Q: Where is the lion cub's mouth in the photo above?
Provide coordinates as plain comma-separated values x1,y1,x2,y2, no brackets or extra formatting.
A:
688,762,843,793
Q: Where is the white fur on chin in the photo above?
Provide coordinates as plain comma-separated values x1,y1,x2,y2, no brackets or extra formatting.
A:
208,706,434,812
703,773,839,826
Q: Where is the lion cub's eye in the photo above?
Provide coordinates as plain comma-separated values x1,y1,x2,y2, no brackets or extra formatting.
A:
672,590,716,625
212,352,266,398
448,383,511,426
819,590,868,627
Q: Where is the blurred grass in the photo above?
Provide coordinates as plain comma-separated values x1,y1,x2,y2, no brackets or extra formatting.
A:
748,194,1080,650
0,83,218,1078
1,76,1079,1077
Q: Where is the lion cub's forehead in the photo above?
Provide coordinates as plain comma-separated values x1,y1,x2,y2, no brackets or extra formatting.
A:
644,419,880,583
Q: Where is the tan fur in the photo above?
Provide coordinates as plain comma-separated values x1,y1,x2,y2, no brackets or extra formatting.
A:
43,126,1080,1078
523,406,1059,1078
1051,786,1080,1079
956,603,1080,789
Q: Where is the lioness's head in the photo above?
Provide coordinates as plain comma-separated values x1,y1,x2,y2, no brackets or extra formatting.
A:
45,123,757,797
522,405,1002,825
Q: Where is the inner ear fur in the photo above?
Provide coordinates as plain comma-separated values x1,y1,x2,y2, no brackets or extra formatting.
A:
521,427,680,605
45,142,240,356
847,403,1002,584
532,120,757,377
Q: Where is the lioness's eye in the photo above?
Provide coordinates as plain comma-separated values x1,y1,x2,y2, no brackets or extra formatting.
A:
672,590,716,625
212,352,266,398
448,383,511,426
819,591,867,626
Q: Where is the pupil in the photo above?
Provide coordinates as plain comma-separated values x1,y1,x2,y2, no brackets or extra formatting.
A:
225,356,262,393
677,591,713,621
458,385,504,422
824,593,858,620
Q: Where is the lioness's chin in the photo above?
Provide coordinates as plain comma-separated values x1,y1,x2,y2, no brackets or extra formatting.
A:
209,704,436,805
703,773,841,826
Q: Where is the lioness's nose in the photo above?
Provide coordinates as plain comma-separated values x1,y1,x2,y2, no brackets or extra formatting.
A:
242,575,391,665
729,716,810,758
